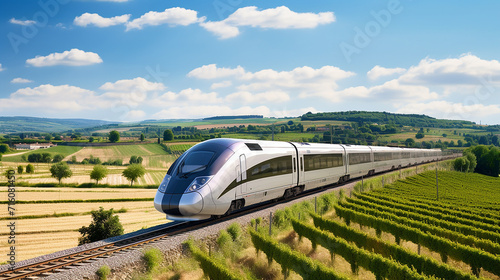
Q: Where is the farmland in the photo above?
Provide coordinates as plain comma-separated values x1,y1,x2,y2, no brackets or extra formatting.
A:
0,143,194,186
0,186,166,262
141,169,500,280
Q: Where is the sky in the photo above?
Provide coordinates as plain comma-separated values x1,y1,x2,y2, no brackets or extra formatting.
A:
1,0,500,124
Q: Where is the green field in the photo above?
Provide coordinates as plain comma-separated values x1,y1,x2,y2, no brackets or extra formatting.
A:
101,143,169,157
3,146,83,162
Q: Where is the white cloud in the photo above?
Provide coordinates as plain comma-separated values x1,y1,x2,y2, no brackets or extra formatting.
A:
99,77,165,92
0,63,4,71
188,64,246,79
26,49,103,67
11,78,33,84
123,110,146,121
396,101,500,121
189,64,355,103
152,105,271,119
9,18,36,26
199,21,240,39
156,88,221,104
226,90,290,104
201,6,335,39
74,13,130,27
367,65,405,81
211,80,232,89
0,84,105,112
399,54,500,86
126,7,204,31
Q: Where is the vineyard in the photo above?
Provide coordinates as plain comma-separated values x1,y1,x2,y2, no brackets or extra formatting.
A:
143,170,500,280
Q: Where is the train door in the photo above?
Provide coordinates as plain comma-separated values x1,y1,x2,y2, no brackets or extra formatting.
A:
292,155,298,186
238,154,247,194
298,154,305,185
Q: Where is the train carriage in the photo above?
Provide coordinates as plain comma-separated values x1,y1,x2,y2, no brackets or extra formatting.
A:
154,138,443,221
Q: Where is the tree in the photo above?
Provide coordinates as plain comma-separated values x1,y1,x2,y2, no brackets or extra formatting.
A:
405,138,415,147
50,162,73,184
41,153,52,164
140,133,145,142
26,164,34,174
453,157,470,172
28,153,42,163
89,136,94,143
78,207,124,245
52,154,64,163
109,130,120,143
71,155,77,164
17,165,23,174
90,165,108,184
137,156,143,164
163,129,174,141
122,164,146,186
415,132,425,139
129,155,138,164
0,144,9,154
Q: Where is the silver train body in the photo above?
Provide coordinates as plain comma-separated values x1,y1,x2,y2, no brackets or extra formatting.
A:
154,138,443,221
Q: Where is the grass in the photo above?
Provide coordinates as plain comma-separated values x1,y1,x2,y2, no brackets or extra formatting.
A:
3,146,83,162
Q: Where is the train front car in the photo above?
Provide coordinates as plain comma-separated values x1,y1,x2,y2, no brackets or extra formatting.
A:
154,139,240,221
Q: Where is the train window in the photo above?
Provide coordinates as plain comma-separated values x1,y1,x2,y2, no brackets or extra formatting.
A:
247,156,293,181
300,157,303,171
348,153,371,165
374,152,392,162
180,151,214,175
167,156,181,175
304,154,343,171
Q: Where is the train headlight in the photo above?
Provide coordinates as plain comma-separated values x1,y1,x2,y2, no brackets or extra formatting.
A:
158,175,171,193
185,176,212,193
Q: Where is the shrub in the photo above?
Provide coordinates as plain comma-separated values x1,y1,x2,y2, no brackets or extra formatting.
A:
78,207,124,245
17,165,23,174
227,223,242,242
143,248,163,273
217,229,233,258
26,164,34,174
96,265,111,280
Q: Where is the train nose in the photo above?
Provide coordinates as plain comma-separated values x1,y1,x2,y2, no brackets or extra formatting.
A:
154,191,204,216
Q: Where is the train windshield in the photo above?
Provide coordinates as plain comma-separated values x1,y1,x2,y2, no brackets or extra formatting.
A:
178,151,215,177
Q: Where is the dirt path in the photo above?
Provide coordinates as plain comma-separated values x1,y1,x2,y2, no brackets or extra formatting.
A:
3,151,30,157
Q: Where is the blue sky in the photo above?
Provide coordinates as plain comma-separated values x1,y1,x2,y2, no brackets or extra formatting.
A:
1,0,500,124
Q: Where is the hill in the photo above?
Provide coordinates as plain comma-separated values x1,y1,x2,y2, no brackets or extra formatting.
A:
0,116,117,133
301,111,476,128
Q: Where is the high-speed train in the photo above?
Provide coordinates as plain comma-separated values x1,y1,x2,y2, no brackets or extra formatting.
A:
154,138,443,221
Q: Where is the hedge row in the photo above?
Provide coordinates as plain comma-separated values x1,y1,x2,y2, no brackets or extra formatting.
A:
249,230,349,280
185,240,241,280
0,182,158,189
354,192,500,228
0,198,153,204
342,198,500,252
290,218,432,280
310,213,476,280
376,189,500,219
334,204,500,277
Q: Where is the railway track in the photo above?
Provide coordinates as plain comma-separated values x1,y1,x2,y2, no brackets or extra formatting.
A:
0,158,456,279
